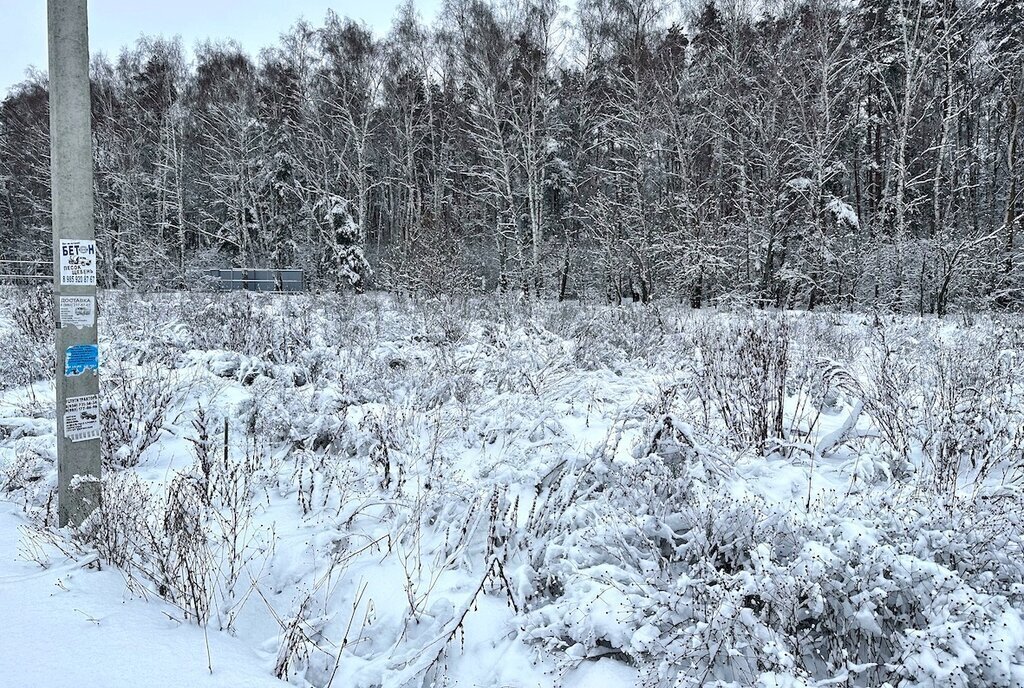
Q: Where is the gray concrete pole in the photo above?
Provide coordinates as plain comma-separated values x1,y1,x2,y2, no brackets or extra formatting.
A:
49,0,101,527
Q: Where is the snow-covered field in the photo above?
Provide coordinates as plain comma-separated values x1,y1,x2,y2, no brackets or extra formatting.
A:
2,288,1023,688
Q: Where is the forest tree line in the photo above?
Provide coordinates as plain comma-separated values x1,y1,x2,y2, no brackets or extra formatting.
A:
0,0,1022,312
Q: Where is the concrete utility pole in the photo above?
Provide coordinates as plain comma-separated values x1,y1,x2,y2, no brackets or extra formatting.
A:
49,0,101,527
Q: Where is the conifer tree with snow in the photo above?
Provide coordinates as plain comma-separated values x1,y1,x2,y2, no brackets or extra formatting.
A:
328,197,372,292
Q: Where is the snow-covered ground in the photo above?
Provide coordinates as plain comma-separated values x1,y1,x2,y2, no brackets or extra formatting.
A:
0,501,287,687
1,288,1023,687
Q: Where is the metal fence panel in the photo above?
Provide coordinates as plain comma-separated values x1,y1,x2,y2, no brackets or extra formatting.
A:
205,269,304,293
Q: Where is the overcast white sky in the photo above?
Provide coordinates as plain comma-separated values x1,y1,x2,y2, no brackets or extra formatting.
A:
0,0,440,97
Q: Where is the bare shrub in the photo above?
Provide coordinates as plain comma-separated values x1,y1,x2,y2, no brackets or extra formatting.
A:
77,471,212,622
157,472,215,622
859,325,918,469
12,285,52,348
78,431,271,627
376,230,483,298
359,409,406,492
694,315,790,454
76,471,154,578
918,335,1023,494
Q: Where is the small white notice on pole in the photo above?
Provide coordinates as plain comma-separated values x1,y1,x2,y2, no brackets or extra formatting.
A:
59,295,96,328
59,239,96,285
64,394,101,443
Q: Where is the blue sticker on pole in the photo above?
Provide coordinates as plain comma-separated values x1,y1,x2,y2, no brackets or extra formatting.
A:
65,344,99,377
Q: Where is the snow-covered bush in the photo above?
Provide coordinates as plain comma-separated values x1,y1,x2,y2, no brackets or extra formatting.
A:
2,286,54,391
534,301,671,371
101,361,174,468
11,284,52,348
520,451,1024,687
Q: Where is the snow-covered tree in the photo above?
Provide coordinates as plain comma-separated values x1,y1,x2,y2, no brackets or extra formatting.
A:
0,0,1021,310
327,197,372,291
